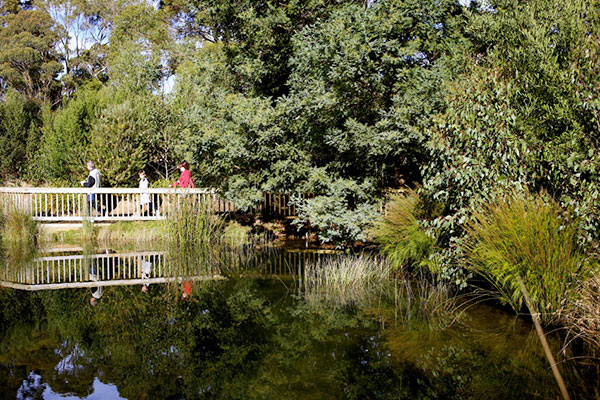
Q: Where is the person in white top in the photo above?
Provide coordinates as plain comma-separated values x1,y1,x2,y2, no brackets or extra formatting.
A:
81,161,103,215
138,169,153,216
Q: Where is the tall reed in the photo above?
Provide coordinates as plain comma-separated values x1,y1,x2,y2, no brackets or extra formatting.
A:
163,196,225,277
461,195,588,324
303,253,390,309
371,191,434,270
0,202,39,264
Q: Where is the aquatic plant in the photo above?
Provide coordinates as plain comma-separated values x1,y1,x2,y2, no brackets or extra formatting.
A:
461,194,588,324
0,203,38,244
370,191,434,271
303,253,390,309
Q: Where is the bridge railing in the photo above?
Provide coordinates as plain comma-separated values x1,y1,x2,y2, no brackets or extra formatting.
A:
0,187,235,222
0,187,398,222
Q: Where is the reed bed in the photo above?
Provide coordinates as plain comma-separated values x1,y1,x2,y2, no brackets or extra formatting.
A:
303,253,390,309
0,201,39,264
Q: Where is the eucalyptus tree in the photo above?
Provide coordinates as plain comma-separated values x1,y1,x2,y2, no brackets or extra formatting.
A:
0,8,64,104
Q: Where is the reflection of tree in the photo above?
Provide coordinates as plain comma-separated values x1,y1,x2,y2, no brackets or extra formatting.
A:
0,279,279,398
0,278,593,399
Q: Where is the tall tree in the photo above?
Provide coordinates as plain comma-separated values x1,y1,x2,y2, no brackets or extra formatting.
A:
0,9,64,104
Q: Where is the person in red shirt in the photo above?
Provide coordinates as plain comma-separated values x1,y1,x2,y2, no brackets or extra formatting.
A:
169,161,195,188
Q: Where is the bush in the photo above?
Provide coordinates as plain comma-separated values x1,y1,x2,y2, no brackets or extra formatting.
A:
295,194,378,248
461,194,589,324
36,85,103,184
0,92,36,180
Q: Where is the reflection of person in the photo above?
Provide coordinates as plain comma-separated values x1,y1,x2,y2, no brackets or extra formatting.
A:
81,161,103,215
181,281,192,301
138,170,153,216
169,161,195,188
141,258,151,293
89,265,103,306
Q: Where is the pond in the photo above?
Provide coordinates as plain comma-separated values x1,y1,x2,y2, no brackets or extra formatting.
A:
0,241,598,399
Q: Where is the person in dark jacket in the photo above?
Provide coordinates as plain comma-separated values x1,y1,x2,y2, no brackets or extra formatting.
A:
81,161,103,215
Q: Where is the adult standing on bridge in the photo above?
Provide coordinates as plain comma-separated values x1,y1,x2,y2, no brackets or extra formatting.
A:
169,161,195,188
81,161,103,215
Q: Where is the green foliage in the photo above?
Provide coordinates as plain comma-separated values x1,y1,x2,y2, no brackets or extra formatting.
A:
0,9,63,104
458,0,600,247
182,0,357,98
422,67,532,246
36,84,103,184
0,91,36,179
295,193,378,248
88,100,147,186
371,192,434,270
461,195,589,324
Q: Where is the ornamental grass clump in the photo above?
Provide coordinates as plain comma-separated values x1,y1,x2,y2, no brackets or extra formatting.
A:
303,253,390,309
371,191,434,270
462,195,588,324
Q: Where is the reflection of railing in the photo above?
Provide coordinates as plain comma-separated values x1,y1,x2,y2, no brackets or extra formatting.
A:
0,187,235,222
0,248,338,290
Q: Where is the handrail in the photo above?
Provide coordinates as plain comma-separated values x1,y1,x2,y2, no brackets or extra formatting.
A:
0,186,236,222
0,187,215,194
0,186,395,221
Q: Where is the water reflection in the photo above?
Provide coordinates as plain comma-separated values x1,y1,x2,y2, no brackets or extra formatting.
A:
0,245,598,399
0,246,334,291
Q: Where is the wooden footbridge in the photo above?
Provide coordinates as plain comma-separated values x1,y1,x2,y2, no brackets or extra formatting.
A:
0,187,315,222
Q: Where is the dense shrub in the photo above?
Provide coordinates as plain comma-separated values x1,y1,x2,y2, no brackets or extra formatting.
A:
0,92,36,180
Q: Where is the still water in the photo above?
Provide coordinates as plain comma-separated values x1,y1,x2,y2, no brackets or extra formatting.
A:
0,243,598,399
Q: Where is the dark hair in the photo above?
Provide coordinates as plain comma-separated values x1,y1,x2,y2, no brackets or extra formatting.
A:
138,169,145,175
178,161,189,170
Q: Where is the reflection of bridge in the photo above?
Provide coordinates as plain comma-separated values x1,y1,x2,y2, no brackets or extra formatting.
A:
0,248,337,291
0,251,222,291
